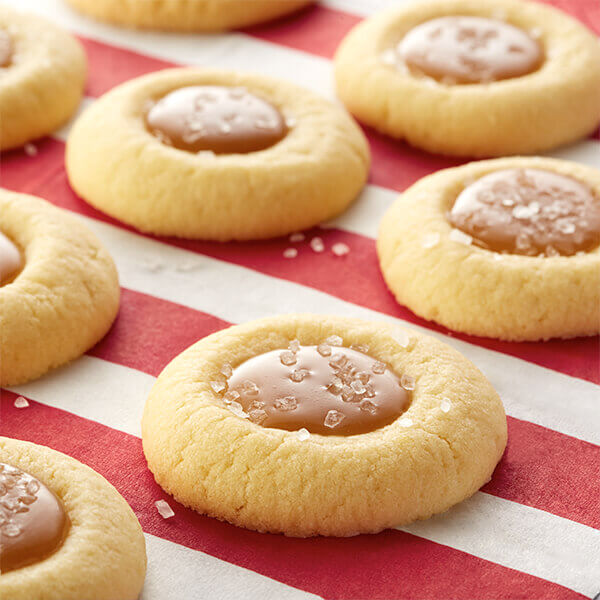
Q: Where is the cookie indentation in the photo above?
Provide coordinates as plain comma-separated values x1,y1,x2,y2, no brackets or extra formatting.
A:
0,231,22,286
0,463,70,573
145,85,288,154
448,168,600,256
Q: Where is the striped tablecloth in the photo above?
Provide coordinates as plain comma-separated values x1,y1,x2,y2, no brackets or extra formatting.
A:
1,0,599,598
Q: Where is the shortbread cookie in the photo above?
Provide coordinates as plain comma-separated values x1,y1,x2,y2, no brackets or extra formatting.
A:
378,157,600,341
142,314,507,537
0,189,120,386
65,0,314,31
0,437,146,599
334,0,600,157
66,68,370,241
0,6,86,151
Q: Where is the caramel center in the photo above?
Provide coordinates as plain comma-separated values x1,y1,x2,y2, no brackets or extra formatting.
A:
397,16,542,84
0,463,70,573
448,168,600,256
145,85,288,154
0,29,12,68
0,231,22,286
219,341,411,436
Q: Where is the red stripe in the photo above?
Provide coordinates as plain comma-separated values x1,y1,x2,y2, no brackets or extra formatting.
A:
0,393,586,600
88,287,600,529
2,138,599,385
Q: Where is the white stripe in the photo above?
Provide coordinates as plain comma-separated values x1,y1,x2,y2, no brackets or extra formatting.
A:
143,534,320,600
9,355,600,597
76,214,599,444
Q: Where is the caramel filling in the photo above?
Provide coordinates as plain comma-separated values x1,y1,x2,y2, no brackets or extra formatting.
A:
0,29,12,68
216,340,411,436
448,168,600,256
396,16,542,84
0,231,22,286
145,85,288,154
0,463,70,573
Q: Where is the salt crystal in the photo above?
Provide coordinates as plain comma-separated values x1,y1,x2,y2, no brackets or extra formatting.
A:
449,229,472,246
356,371,371,384
332,242,350,256
250,399,265,410
290,368,309,383
289,232,305,243
241,380,259,395
350,380,366,394
155,500,175,519
421,232,440,249
26,480,40,495
391,329,410,348
274,396,297,411
317,343,332,357
210,381,226,394
324,409,345,428
360,399,377,414
545,245,560,257
513,204,538,219
558,221,576,234
401,374,416,391
350,344,369,353
23,143,38,157
14,396,29,409
310,237,325,253
220,122,232,134
329,353,347,369
220,363,233,378
501,198,515,207
328,376,343,394
325,335,343,347
440,399,451,413
515,232,531,251
288,339,300,353
228,401,249,418
283,247,298,259
399,417,413,427
295,428,310,441
223,390,241,404
341,385,355,403
2,522,21,537
248,408,267,423
280,350,297,366
372,361,386,375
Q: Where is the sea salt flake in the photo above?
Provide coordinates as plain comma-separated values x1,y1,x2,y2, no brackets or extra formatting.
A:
513,204,538,219
310,237,325,253
250,400,265,410
223,390,241,404
248,408,267,423
241,380,259,395
317,343,332,357
228,401,249,418
155,500,175,519
220,363,233,378
26,481,40,495
280,350,297,366
332,242,350,256
283,247,298,259
325,335,343,347
440,399,451,413
274,396,297,411
328,376,343,394
289,232,305,243
421,232,440,249
356,371,371,384
14,396,29,409
372,361,386,374
288,339,300,353
2,522,21,537
557,221,576,234
360,399,377,414
295,428,310,441
329,353,347,369
449,229,472,245
290,368,309,383
401,374,416,391
23,143,38,157
210,381,226,394
324,409,345,428
350,344,369,353
399,417,413,428
350,380,366,394
341,385,355,402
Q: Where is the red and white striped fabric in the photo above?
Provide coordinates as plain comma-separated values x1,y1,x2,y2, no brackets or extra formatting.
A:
1,0,599,598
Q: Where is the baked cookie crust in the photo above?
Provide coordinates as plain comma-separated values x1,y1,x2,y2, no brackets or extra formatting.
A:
334,0,600,157
64,0,314,32
0,6,86,150
0,190,120,386
142,314,507,537
377,157,600,341
0,437,146,600
66,68,370,241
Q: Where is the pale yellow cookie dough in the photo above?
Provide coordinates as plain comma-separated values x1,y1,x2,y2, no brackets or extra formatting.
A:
0,437,146,600
0,189,120,386
142,314,507,537
377,157,600,341
64,0,314,31
66,68,370,241
334,0,600,157
0,6,86,151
